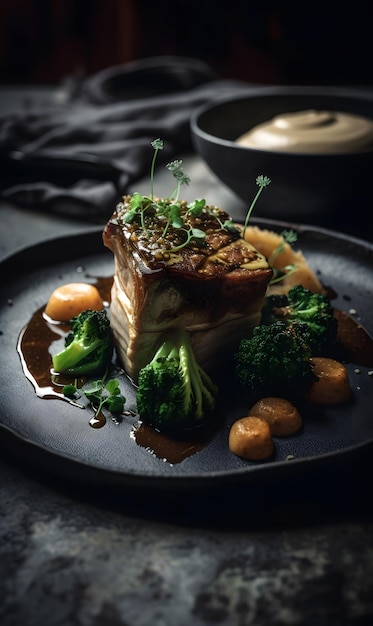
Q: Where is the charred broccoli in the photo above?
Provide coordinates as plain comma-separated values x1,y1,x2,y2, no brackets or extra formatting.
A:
136,330,218,436
262,285,337,354
52,309,113,375
235,321,315,400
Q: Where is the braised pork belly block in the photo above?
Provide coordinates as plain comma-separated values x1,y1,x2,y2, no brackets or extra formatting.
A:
103,196,273,381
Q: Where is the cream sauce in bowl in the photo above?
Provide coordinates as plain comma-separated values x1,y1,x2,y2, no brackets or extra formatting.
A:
236,109,373,154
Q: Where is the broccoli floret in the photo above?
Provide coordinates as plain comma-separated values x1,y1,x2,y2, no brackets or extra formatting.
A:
52,309,113,375
235,321,315,400
262,285,337,354
136,330,218,436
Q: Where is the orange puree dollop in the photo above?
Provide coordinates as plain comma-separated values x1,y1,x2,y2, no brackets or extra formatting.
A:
45,282,104,322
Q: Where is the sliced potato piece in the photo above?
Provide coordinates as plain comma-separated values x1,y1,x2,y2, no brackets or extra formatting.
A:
305,357,352,405
241,225,323,295
248,397,302,437
229,416,274,460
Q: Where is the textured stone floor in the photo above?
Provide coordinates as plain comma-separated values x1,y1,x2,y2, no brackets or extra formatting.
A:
1,452,373,626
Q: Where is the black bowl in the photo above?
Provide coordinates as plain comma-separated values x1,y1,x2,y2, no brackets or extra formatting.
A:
190,86,373,220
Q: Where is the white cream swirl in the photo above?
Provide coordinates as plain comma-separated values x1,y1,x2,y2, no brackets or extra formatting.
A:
236,109,373,154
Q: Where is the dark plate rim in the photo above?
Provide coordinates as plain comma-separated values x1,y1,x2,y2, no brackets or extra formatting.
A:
1,417,373,491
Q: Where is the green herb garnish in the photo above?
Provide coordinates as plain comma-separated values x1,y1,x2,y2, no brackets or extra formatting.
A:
243,175,271,238
84,376,126,416
121,140,244,253
123,141,196,249
187,198,206,216
269,229,298,285
123,142,271,254
166,160,190,200
150,138,164,199
169,226,206,252
62,372,125,419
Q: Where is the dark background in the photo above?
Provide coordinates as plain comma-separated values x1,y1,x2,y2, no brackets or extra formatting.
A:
1,0,372,86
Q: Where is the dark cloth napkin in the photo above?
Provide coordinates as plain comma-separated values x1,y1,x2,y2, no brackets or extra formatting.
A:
0,56,252,221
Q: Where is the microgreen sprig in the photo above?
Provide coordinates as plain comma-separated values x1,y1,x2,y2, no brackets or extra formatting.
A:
269,229,298,285
62,372,126,419
124,192,152,231
187,198,206,216
215,216,238,233
166,160,191,201
124,142,194,248
243,175,271,238
169,226,206,252
125,140,269,254
84,376,126,416
268,229,298,267
150,138,164,200
159,202,183,238
269,264,298,285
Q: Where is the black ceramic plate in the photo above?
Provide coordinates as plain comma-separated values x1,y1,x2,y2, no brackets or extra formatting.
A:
1,221,373,494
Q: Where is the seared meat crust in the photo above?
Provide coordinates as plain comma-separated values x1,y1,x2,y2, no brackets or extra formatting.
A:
103,196,272,381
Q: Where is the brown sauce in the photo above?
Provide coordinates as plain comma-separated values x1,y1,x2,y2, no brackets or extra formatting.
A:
17,275,215,463
17,308,83,403
92,275,114,306
17,275,114,411
17,275,373,464
132,422,206,464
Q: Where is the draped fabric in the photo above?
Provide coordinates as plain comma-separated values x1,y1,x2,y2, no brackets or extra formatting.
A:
0,56,251,221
